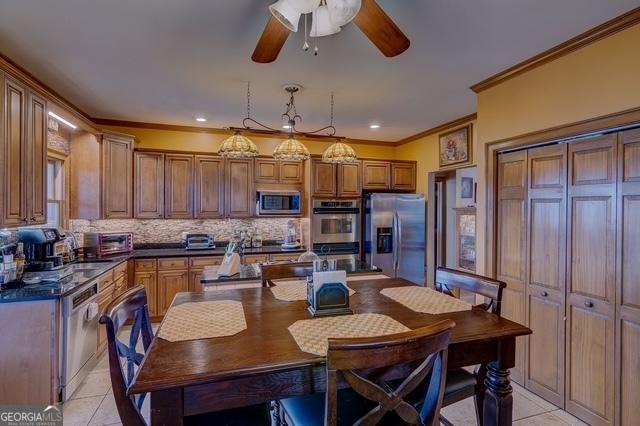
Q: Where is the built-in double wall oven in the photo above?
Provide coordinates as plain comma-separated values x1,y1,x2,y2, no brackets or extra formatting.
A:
311,199,360,261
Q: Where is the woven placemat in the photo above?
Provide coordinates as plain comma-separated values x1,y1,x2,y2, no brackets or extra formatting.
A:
288,313,410,356
380,286,472,314
270,282,355,302
157,300,247,342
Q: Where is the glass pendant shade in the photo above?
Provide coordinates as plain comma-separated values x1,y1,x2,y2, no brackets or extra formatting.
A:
326,0,361,27
322,141,357,163
218,132,259,158
292,0,321,14
310,4,341,37
273,137,310,161
269,0,302,32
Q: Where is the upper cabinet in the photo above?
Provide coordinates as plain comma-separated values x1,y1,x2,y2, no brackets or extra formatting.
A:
134,151,164,218
391,162,416,191
312,160,337,197
255,158,304,184
226,158,254,217
164,154,193,219
194,156,224,219
362,161,391,190
255,158,279,183
1,73,48,227
102,134,133,219
279,161,304,184
337,162,362,197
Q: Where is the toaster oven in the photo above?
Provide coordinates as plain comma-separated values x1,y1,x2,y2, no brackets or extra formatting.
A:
83,232,134,256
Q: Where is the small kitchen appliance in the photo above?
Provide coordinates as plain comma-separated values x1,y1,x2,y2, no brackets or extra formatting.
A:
311,199,360,261
83,232,133,257
282,220,301,249
185,233,215,250
256,190,302,216
17,228,67,271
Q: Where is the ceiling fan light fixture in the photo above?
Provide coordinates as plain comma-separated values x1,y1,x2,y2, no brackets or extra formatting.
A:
310,3,341,37
269,0,302,32
218,131,259,158
292,0,322,14
326,0,361,27
322,141,358,163
273,137,311,161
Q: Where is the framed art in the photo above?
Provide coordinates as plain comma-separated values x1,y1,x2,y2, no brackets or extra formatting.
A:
439,124,472,169
460,177,473,199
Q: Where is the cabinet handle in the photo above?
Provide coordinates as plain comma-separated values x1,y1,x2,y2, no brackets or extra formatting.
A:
30,217,36,222
584,300,594,308
541,291,548,297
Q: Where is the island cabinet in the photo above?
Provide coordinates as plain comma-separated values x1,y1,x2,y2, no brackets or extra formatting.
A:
1,73,48,227
311,159,361,198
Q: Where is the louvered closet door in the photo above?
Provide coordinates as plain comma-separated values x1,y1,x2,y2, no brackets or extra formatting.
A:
566,134,616,426
524,144,567,407
616,128,640,426
496,150,528,384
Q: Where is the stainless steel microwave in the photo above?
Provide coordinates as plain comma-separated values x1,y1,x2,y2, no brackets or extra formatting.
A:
256,191,302,216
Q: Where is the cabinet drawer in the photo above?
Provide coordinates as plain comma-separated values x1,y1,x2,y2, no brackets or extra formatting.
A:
135,259,157,271
243,254,269,264
113,262,128,279
189,256,223,269
158,257,189,270
113,275,127,292
97,271,114,293
269,253,301,263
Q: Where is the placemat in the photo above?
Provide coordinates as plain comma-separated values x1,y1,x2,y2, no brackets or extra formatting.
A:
270,282,355,302
157,300,247,342
288,313,410,356
380,286,472,314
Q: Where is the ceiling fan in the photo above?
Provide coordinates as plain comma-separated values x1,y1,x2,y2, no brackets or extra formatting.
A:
252,0,410,63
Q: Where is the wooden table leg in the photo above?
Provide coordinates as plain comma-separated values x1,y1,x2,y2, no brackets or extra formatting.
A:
483,339,515,426
151,388,184,426
474,363,487,426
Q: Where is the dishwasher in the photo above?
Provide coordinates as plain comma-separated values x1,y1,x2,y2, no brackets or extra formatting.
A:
61,280,100,401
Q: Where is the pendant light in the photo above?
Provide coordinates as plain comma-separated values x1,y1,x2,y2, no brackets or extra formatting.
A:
311,0,341,37
322,139,358,163
218,131,259,158
273,137,310,161
326,0,361,27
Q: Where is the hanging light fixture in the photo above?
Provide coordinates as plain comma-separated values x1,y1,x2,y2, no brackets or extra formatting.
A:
322,139,358,163
311,0,341,37
272,85,310,161
218,83,259,158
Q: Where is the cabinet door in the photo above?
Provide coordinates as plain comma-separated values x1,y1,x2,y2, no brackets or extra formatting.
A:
134,152,164,218
164,154,194,219
496,150,528,384
194,156,224,218
566,135,616,425
189,270,204,292
279,161,304,184
2,75,27,227
157,270,189,316
226,159,254,217
255,158,279,183
26,90,47,224
617,129,640,426
362,160,390,190
134,271,158,317
243,254,269,264
391,162,416,191
337,162,361,197
525,144,567,406
312,160,336,197
102,135,133,219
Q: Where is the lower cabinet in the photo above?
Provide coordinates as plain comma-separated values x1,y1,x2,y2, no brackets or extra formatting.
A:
134,270,158,316
157,269,189,317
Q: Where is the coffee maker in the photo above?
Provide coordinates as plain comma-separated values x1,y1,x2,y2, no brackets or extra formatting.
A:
17,228,67,271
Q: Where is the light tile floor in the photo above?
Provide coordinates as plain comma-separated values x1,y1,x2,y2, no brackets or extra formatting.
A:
62,327,586,425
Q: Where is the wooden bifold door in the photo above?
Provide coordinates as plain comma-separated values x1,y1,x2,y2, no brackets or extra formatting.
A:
496,129,639,426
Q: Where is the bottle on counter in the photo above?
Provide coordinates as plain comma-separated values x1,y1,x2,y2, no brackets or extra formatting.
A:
252,232,263,248
15,243,25,280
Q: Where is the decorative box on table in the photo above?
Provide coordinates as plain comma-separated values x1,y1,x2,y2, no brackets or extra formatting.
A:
307,260,352,317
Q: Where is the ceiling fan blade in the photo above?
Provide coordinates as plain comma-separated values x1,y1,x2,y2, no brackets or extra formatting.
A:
252,15,290,63
353,0,410,57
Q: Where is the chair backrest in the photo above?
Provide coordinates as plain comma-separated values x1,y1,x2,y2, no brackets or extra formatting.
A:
325,319,455,426
99,286,154,426
260,262,314,287
434,267,506,315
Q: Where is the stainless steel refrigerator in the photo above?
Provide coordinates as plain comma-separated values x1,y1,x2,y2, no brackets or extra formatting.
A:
364,193,426,285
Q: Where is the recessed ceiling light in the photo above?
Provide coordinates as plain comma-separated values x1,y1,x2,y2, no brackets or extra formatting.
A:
48,111,77,129
369,124,381,129
195,117,207,122
282,124,291,129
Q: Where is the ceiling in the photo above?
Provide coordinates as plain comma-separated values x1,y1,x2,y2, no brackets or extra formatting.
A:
0,0,638,141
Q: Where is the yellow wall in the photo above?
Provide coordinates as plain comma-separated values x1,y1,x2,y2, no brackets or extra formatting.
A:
395,120,477,195
101,125,397,159
473,22,640,274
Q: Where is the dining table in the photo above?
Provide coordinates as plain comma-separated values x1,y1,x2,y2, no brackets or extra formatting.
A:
128,277,531,426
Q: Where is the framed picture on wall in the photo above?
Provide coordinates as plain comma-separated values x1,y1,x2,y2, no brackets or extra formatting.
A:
460,177,473,199
439,124,472,169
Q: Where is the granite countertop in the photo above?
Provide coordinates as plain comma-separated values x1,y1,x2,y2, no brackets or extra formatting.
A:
0,258,127,304
201,259,382,285
130,245,306,259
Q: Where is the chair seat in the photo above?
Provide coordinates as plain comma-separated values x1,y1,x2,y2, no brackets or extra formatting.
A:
280,389,405,426
185,403,271,426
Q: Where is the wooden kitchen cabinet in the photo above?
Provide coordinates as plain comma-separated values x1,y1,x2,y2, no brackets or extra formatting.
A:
226,158,254,217
362,160,390,190
134,151,165,218
157,269,189,316
279,161,304,184
164,154,194,219
243,254,269,264
102,133,133,218
194,156,224,219
390,162,416,191
1,73,48,227
311,160,337,197
134,271,159,317
255,158,279,183
337,162,362,197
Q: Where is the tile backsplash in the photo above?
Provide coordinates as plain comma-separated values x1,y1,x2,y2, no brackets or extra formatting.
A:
69,218,308,245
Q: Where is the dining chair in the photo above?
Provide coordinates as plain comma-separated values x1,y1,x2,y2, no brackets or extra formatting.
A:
99,286,271,426
278,319,455,426
434,267,506,426
260,262,314,287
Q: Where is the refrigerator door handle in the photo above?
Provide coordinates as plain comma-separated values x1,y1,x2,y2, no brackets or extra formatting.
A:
396,214,402,271
393,212,399,270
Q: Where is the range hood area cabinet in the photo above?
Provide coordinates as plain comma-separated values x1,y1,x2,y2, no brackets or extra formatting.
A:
70,132,134,219
0,71,48,227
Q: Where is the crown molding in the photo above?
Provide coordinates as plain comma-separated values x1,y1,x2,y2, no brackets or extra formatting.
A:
394,113,477,146
471,6,640,93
